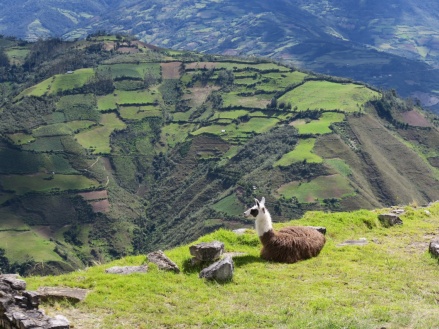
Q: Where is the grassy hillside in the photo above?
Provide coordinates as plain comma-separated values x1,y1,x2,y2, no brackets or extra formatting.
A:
26,202,439,328
0,35,438,275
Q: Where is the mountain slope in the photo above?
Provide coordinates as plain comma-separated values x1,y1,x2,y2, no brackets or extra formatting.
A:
0,35,438,275
2,1,439,112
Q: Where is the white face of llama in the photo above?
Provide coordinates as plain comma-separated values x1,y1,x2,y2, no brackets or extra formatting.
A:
243,197,266,218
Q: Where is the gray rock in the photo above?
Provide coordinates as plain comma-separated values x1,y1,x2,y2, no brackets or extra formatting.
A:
199,256,234,282
147,250,180,273
337,238,368,247
232,228,248,235
37,287,89,303
189,241,224,262
1,275,26,291
47,314,70,329
105,265,148,275
429,238,439,258
378,213,403,227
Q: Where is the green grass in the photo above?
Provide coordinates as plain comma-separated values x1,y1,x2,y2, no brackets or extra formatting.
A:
22,69,95,96
277,174,355,202
0,230,63,263
279,81,380,112
5,47,29,65
0,174,99,194
75,113,127,154
275,138,323,166
291,112,345,135
24,204,439,329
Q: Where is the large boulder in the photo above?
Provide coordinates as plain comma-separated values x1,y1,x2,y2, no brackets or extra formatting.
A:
147,250,180,273
199,256,234,282
189,241,224,263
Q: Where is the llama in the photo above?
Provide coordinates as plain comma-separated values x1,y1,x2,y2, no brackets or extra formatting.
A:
244,197,325,263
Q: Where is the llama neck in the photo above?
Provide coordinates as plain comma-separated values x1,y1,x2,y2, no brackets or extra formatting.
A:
255,210,273,237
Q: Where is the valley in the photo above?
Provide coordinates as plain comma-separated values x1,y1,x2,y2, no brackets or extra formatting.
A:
0,35,438,275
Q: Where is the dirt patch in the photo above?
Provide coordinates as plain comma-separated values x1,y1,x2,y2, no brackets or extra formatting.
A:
182,86,220,107
411,91,439,107
90,200,110,213
401,110,431,127
161,62,182,79
33,226,53,239
103,42,114,51
78,190,108,201
117,47,139,54
185,62,217,70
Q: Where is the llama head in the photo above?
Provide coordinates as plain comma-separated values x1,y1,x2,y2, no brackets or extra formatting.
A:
243,197,267,218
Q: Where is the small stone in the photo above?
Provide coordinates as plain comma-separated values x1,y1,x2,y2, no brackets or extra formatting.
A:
337,238,368,247
199,256,234,282
378,213,403,227
429,238,439,258
232,228,248,235
147,250,180,273
105,265,148,275
47,315,70,329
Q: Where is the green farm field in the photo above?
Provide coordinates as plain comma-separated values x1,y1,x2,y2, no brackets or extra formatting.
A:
275,138,323,167
291,112,345,135
0,174,99,194
22,69,94,96
277,174,355,202
99,63,161,79
118,105,161,120
75,113,126,153
279,81,380,112
32,121,96,137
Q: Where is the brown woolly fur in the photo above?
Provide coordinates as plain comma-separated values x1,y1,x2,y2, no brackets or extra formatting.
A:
259,227,326,263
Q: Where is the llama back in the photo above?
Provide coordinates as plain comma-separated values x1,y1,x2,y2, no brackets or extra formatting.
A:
259,227,325,263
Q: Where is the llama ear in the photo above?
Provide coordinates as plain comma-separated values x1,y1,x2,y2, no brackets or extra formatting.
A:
254,198,260,207
260,197,265,206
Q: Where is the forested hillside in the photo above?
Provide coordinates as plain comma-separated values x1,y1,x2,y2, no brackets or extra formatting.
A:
0,34,438,275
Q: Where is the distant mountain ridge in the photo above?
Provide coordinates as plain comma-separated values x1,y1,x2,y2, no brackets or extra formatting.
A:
2,1,439,113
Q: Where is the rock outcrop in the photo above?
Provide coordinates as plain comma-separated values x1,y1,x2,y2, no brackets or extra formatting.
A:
0,274,70,329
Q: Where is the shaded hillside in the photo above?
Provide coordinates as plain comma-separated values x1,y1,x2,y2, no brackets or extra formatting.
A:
0,35,438,274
